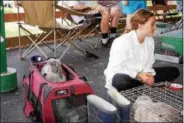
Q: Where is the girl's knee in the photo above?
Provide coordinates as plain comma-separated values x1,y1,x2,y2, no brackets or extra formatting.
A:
112,74,131,90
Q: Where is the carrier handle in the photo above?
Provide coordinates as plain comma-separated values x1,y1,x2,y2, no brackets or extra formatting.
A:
26,71,34,101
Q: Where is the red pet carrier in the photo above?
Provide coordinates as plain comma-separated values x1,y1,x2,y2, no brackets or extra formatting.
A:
23,58,94,123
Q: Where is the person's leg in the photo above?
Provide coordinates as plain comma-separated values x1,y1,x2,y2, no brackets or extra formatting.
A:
154,66,180,82
112,73,142,91
100,7,110,45
110,5,121,38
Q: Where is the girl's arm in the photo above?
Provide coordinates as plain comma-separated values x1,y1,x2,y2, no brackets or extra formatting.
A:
108,37,138,78
143,37,156,76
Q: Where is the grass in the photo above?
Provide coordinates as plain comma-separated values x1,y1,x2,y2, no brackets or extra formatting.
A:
4,7,14,13
5,22,43,38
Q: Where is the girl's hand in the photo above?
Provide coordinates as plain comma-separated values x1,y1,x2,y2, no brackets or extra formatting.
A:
137,72,154,86
146,73,154,86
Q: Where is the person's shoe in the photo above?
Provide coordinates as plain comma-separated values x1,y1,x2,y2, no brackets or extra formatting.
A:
100,39,110,47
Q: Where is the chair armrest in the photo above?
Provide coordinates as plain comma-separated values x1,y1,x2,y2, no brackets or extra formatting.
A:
56,5,91,16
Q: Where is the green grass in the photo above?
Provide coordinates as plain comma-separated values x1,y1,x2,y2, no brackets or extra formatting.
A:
4,7,14,13
5,22,43,38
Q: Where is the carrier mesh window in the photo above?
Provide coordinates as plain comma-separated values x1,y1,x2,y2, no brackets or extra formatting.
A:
52,94,88,122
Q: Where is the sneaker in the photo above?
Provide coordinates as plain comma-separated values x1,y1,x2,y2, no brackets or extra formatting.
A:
101,39,110,47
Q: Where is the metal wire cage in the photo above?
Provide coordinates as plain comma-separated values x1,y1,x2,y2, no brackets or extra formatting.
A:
120,82,183,122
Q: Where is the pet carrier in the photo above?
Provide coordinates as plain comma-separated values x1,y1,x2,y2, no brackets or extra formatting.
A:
23,58,94,123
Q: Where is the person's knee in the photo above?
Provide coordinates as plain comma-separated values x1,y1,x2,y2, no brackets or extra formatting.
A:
165,67,180,81
171,67,180,79
110,8,121,18
102,10,110,19
112,74,130,90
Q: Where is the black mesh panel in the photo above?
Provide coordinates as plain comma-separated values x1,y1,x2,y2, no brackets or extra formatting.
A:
52,94,88,122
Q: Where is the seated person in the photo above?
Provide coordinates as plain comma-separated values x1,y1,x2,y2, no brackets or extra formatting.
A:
104,9,180,91
60,0,122,47
120,0,147,32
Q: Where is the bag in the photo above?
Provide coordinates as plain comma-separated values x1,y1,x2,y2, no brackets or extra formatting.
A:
23,60,94,123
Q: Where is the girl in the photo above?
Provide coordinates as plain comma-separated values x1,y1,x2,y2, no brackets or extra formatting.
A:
104,9,179,91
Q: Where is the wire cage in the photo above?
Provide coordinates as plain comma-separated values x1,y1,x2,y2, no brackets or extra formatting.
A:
120,82,183,122
154,22,183,64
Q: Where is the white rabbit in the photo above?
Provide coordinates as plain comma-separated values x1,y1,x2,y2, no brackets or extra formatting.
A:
41,58,66,82
133,95,177,122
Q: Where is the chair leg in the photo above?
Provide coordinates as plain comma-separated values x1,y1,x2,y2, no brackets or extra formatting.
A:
21,29,54,59
79,25,100,49
23,34,48,58
78,37,95,49
95,37,101,49
59,44,71,60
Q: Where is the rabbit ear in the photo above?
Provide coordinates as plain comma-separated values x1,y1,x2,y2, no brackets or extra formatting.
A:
47,58,54,63
56,59,60,63
55,59,61,65
49,58,57,65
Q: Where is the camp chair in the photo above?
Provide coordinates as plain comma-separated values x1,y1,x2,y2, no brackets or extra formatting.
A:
17,1,99,60
57,1,102,49
148,5,178,22
56,3,101,51
58,1,125,49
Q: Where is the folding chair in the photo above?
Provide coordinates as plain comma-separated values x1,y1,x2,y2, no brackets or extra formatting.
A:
148,5,178,22
17,1,99,60
17,1,56,59
57,1,102,49
56,4,101,51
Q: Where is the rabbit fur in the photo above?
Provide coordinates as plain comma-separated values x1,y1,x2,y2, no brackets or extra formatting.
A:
41,58,66,82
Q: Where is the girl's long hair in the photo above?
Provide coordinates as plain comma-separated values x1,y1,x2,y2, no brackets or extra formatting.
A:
124,9,154,33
